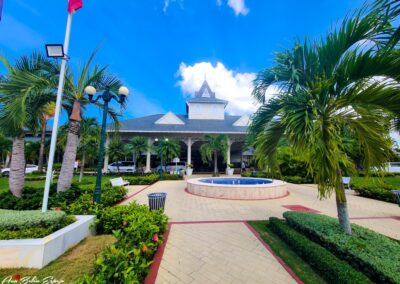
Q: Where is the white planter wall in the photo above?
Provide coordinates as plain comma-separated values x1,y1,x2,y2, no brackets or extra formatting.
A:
0,215,95,268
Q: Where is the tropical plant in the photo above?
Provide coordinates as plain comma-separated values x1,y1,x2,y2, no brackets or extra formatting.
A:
107,138,127,172
154,138,181,163
56,50,121,192
200,134,228,175
38,102,55,172
0,52,57,197
77,118,100,182
125,136,149,173
0,133,12,169
25,141,40,164
249,1,400,234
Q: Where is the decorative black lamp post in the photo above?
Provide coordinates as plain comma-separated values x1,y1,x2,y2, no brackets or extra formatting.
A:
155,138,168,180
84,85,129,203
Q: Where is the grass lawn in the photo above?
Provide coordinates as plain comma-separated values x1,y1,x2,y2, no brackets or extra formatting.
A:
0,235,115,283
248,220,326,284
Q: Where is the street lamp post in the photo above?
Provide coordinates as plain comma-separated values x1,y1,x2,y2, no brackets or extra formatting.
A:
155,138,168,180
84,85,129,203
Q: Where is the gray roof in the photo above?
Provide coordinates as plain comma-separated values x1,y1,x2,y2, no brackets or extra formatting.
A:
186,97,228,104
111,114,248,134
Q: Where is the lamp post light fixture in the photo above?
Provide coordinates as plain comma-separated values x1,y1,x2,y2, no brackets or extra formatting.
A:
45,44,66,58
84,85,129,203
155,137,168,180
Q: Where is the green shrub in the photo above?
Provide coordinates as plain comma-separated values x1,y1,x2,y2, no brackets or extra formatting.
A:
78,202,168,283
0,210,76,240
282,175,313,184
351,182,396,203
269,218,372,284
126,174,159,185
283,211,400,284
0,183,127,211
163,173,183,180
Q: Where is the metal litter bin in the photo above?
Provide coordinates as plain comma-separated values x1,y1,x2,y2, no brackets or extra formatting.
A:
148,192,167,211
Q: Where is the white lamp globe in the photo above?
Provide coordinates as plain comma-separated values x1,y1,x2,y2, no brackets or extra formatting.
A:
84,85,97,95
118,86,129,96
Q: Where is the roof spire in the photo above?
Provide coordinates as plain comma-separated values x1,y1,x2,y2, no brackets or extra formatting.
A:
195,79,215,98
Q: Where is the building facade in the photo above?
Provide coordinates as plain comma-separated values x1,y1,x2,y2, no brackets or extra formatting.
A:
105,80,252,172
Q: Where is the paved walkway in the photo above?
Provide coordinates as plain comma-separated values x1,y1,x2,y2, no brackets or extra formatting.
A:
125,175,400,283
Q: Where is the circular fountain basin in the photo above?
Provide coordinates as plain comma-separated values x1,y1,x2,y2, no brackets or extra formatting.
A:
186,177,288,200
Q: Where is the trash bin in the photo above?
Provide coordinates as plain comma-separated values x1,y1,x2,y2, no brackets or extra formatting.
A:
148,192,167,211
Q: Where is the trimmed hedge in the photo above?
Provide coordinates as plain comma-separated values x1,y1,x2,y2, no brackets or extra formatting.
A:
0,183,127,211
125,173,183,185
351,182,396,203
0,209,76,240
269,218,372,284
241,171,313,184
77,202,168,283
283,211,400,284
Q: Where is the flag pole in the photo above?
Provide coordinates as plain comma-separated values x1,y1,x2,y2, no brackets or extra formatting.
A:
42,12,73,212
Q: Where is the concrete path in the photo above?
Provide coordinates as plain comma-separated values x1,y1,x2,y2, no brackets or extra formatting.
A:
125,176,400,283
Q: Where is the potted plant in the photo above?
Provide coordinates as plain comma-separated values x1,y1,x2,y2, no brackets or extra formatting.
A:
186,164,193,176
227,163,234,176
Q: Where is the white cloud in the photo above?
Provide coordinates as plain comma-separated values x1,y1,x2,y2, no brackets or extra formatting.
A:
177,61,258,115
227,0,249,16
163,0,183,13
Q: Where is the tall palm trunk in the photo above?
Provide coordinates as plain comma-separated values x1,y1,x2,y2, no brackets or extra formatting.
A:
57,100,81,192
38,116,47,172
79,152,85,183
214,151,218,175
9,136,25,197
336,171,352,234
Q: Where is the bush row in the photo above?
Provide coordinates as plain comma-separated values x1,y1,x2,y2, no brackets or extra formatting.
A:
0,209,76,240
351,182,396,203
268,218,372,284
77,202,168,283
283,211,400,284
0,182,127,211
241,171,313,184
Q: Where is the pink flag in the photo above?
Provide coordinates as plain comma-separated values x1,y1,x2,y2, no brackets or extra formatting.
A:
68,0,82,13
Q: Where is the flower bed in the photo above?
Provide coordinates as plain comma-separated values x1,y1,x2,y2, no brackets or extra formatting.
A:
268,218,372,284
77,202,168,283
283,211,400,284
0,215,95,268
0,209,75,240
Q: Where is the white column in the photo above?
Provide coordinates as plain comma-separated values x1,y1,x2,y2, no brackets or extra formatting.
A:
103,137,110,173
5,154,10,167
187,137,192,165
145,137,152,173
227,138,231,166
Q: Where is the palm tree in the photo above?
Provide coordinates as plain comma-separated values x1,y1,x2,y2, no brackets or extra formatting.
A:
0,52,56,197
126,136,149,173
155,138,181,164
38,102,55,172
56,51,121,192
0,133,12,169
107,138,127,172
25,141,40,164
249,1,400,234
200,134,228,176
77,117,100,182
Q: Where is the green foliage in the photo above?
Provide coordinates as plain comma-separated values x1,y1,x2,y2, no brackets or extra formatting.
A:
78,202,168,283
351,181,396,203
125,174,160,185
107,138,128,164
200,134,228,164
249,1,400,206
0,210,76,240
241,171,312,184
283,211,400,283
0,182,127,211
126,136,149,171
269,218,372,284
154,138,181,162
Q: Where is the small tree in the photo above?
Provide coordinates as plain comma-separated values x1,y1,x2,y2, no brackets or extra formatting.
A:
126,136,149,174
200,134,228,176
77,118,100,182
107,138,127,172
155,138,181,163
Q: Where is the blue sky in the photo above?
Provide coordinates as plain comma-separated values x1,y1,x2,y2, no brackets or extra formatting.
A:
0,0,364,122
